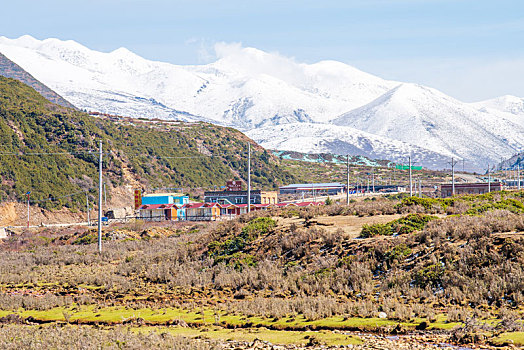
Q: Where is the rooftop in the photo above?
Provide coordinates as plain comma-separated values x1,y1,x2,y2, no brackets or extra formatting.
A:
279,183,345,189
142,192,186,197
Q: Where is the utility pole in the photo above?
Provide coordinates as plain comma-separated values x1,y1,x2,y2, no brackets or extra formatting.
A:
98,141,103,253
367,176,370,193
103,183,107,208
346,155,350,205
372,171,375,193
86,192,90,226
247,143,251,213
488,164,491,193
518,164,521,191
26,191,31,228
409,157,413,197
448,157,458,196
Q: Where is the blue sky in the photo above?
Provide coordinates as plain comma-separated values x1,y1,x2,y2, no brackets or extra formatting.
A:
1,0,523,101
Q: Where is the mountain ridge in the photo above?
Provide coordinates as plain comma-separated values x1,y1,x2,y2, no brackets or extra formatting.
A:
0,51,76,109
1,35,523,170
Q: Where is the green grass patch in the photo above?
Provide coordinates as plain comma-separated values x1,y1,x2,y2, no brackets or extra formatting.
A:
491,332,524,346
360,213,438,238
134,326,363,346
0,305,463,332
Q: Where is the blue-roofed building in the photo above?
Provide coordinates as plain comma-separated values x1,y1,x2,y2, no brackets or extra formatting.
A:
279,183,346,195
141,193,189,206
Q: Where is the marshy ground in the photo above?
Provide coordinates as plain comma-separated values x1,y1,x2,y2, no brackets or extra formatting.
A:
1,192,524,348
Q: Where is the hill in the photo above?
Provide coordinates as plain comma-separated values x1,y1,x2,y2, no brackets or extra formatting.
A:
0,76,295,210
0,51,75,109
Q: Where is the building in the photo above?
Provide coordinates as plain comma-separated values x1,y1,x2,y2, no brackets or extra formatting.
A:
141,193,189,206
204,190,278,205
504,179,524,188
138,203,185,221
226,180,243,191
440,182,503,197
279,183,346,196
183,202,221,221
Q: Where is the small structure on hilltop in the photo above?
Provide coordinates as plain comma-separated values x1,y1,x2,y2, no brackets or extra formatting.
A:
440,182,503,197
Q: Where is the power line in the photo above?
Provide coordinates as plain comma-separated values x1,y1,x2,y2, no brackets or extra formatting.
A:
27,190,88,203
0,150,98,156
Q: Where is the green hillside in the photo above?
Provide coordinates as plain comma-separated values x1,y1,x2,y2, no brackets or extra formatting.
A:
0,76,295,210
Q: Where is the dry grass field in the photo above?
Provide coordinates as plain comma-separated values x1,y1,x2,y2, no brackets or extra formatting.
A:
1,192,524,348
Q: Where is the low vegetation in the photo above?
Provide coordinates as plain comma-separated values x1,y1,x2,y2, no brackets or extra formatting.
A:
1,188,524,347
360,213,438,238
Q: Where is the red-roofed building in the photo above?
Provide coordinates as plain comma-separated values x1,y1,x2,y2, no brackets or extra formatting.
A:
139,203,183,221
183,202,221,221
295,201,324,207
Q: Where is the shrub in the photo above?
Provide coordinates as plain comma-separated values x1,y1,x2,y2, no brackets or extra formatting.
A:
414,264,445,288
208,217,276,264
385,244,412,262
360,214,437,238
360,223,393,238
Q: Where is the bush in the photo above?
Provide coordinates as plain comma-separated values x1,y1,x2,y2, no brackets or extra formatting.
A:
360,214,437,238
208,217,276,265
414,264,445,288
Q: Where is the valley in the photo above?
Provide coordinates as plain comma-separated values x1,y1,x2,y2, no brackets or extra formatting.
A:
0,31,523,350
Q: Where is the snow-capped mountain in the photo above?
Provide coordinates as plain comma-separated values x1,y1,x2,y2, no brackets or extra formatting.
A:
473,95,524,116
471,95,524,128
246,123,452,169
0,35,523,170
0,36,395,128
333,83,524,167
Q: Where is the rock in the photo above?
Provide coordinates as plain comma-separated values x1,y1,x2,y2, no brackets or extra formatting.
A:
170,319,188,327
377,312,387,319
415,321,429,330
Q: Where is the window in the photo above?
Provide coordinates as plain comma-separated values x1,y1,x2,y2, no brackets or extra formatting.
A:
235,198,242,204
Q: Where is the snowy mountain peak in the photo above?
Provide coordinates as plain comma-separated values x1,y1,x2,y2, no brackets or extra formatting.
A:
474,95,524,116
0,34,40,48
1,35,523,170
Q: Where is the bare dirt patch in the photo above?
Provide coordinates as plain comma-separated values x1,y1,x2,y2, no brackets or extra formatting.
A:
277,214,405,238
0,202,18,226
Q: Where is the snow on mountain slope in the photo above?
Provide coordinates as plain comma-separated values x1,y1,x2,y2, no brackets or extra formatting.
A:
470,95,524,127
333,83,524,167
246,123,452,169
473,95,524,116
1,35,522,170
0,35,395,128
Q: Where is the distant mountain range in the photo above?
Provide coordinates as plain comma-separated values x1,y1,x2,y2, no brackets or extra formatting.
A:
1,35,523,170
